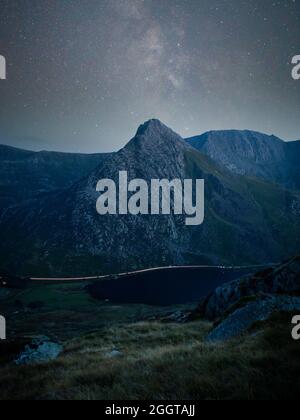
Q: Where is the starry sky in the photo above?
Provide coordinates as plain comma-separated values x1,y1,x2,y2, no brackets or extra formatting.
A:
0,0,299,153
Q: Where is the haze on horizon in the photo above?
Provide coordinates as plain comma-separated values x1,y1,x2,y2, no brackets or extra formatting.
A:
0,0,299,153
0,120,299,156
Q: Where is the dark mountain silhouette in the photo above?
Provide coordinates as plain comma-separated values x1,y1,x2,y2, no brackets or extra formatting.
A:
0,120,299,276
0,144,112,213
285,140,300,189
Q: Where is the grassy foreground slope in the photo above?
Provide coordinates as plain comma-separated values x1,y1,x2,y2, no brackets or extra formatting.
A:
0,312,299,400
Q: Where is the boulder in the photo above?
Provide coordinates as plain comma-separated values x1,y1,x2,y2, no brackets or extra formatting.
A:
106,349,123,358
15,337,62,365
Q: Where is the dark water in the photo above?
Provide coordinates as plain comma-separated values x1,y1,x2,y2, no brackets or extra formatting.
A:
87,266,255,306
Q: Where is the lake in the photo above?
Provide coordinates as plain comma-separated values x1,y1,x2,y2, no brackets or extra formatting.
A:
87,266,257,305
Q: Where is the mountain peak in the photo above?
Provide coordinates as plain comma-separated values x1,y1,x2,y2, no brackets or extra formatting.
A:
136,119,171,136
120,119,189,163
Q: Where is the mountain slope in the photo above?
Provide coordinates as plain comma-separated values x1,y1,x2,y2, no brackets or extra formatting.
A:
0,144,112,213
0,120,299,276
285,140,300,190
186,130,299,189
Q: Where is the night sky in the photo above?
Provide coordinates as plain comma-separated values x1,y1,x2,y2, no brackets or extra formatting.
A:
0,0,299,153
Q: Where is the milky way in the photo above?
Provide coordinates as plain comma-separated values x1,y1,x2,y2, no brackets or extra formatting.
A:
0,0,299,152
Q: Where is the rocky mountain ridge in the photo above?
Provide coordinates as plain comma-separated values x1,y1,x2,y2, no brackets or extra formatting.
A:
0,120,299,276
186,130,300,190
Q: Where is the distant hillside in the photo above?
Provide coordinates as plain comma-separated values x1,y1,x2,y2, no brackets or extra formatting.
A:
186,130,300,190
0,144,112,213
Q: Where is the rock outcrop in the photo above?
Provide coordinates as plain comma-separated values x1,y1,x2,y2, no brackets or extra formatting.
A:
207,295,300,342
189,256,300,342
196,256,300,321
